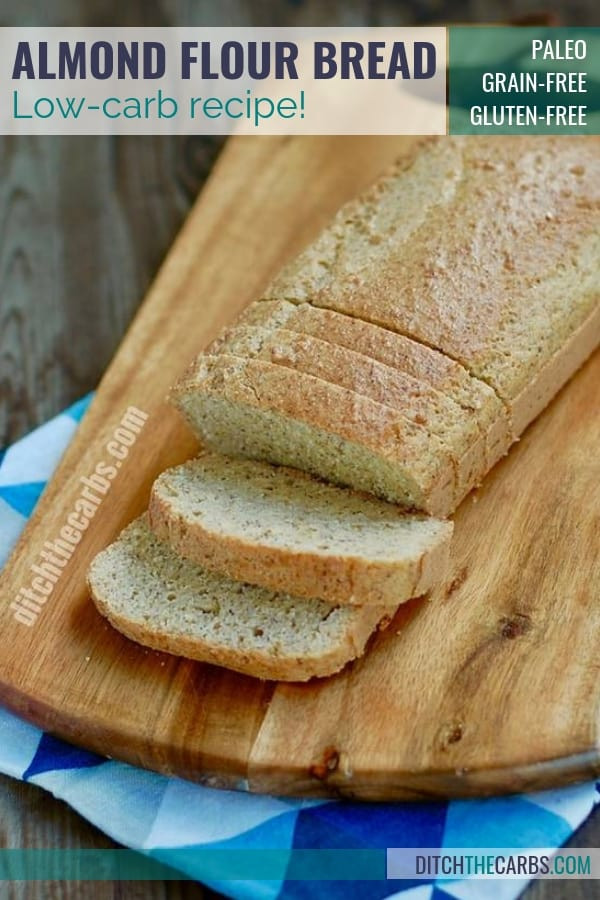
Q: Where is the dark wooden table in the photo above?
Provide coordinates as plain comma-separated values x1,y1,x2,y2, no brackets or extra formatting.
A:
0,2,598,898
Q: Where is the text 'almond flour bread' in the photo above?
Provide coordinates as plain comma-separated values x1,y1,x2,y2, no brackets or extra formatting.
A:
171,353,458,515
87,516,397,681
148,453,453,606
261,136,600,435
232,299,512,471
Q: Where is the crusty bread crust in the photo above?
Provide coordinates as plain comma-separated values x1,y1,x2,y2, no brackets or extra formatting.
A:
262,137,600,404
235,301,515,475
234,300,508,435
510,300,600,437
172,354,457,515
148,459,452,607
211,325,490,500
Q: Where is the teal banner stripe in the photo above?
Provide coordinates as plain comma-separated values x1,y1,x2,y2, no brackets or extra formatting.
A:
0,849,386,881
448,27,600,134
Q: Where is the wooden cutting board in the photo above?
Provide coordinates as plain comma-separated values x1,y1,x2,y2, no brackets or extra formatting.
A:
0,136,598,802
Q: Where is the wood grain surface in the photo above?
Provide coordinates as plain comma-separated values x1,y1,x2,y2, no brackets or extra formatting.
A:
0,128,222,900
1,3,599,900
0,131,598,807
0,778,209,900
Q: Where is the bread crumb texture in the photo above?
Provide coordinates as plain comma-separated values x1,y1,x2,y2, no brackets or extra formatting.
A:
88,516,396,681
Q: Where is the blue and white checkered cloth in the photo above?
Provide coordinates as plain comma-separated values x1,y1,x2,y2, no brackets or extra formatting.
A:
0,397,598,897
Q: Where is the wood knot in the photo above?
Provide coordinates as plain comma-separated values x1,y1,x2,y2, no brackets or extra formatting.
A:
445,567,468,598
439,722,464,751
446,724,463,744
309,746,340,781
500,613,532,639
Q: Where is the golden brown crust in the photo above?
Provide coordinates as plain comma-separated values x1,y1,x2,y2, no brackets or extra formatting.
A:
262,136,600,403
214,326,491,496
510,301,600,437
237,301,515,478
173,354,457,515
238,300,498,421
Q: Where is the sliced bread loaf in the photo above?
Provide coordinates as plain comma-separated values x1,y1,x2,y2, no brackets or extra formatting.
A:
88,516,396,681
234,300,512,471
149,454,453,606
171,353,458,515
208,324,487,496
262,136,600,417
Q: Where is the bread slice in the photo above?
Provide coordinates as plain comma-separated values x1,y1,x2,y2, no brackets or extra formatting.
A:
171,353,458,516
88,516,397,681
149,454,453,606
208,324,488,497
262,136,600,413
234,300,512,471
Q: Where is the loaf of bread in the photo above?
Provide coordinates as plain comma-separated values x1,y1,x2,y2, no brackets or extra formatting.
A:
262,136,600,434
149,453,452,606
173,137,600,516
87,516,396,681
